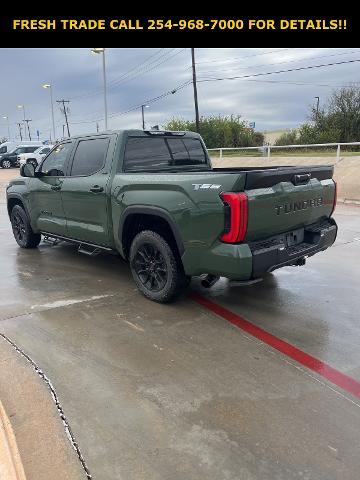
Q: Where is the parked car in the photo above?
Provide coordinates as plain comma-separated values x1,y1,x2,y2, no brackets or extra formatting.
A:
18,145,54,168
0,141,21,156
0,143,43,168
7,130,337,303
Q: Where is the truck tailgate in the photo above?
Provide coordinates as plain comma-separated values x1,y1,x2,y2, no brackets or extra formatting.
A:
244,166,336,242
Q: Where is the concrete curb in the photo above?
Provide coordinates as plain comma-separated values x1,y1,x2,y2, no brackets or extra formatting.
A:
0,400,27,480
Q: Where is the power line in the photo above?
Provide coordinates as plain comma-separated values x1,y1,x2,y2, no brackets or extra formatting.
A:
195,59,360,84
195,49,360,76
62,79,192,126
193,48,291,66
235,79,360,88
69,49,184,102
69,48,166,101
108,49,187,89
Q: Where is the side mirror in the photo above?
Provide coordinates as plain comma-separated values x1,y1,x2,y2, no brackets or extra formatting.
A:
20,163,35,178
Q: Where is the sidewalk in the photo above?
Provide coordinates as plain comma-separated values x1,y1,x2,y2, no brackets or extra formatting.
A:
0,335,87,480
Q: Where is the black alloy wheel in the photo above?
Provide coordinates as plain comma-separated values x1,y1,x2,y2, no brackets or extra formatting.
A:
129,230,189,303
133,242,168,292
12,210,26,243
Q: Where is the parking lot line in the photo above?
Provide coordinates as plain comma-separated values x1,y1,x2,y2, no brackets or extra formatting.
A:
191,292,360,400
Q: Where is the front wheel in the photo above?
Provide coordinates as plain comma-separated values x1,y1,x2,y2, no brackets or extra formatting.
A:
1,159,12,169
10,205,41,248
129,230,188,303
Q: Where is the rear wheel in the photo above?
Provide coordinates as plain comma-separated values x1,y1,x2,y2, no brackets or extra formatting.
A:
129,230,187,303
1,159,11,169
10,205,41,248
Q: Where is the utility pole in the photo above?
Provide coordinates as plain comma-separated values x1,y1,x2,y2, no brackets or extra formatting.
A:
315,96,320,120
24,119,32,141
96,122,99,133
57,99,70,137
16,122,23,141
191,48,200,133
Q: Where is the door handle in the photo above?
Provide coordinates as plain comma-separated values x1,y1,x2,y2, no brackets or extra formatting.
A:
90,185,104,193
51,185,61,191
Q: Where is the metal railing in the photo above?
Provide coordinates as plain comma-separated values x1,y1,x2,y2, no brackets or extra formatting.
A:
207,141,360,160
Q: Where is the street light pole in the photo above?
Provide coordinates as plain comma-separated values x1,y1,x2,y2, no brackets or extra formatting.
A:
315,96,320,120
2,116,11,140
91,48,108,130
43,84,56,141
141,105,149,130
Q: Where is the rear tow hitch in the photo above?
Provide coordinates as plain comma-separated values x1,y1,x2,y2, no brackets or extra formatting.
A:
201,274,220,289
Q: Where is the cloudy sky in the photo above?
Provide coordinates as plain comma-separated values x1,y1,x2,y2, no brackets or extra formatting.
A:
0,47,359,142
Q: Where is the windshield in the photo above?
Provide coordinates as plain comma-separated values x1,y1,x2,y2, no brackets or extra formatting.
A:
13,147,26,154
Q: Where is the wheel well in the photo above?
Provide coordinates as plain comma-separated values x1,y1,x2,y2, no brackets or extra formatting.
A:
7,198,24,218
122,213,182,263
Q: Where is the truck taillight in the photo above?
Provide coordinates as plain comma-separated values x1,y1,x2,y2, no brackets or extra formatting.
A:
220,192,248,243
331,181,337,216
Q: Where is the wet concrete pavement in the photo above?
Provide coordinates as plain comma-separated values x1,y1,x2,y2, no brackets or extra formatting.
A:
1,170,360,479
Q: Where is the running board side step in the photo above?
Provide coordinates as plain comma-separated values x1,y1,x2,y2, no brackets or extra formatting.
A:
40,231,116,256
78,244,102,257
43,235,62,246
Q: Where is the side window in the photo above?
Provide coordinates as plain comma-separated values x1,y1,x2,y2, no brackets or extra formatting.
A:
70,138,109,176
41,142,72,176
124,138,171,171
26,147,39,153
14,147,25,154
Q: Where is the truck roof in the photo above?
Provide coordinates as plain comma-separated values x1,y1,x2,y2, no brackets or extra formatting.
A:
67,130,201,140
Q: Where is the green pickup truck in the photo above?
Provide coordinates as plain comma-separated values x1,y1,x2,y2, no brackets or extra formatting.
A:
6,130,337,302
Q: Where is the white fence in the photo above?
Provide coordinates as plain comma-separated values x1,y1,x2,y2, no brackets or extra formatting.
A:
207,142,360,160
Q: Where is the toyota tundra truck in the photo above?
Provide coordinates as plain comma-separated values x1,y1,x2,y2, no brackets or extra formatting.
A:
6,130,337,303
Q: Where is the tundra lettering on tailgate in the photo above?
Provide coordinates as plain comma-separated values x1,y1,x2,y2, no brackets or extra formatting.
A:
275,197,323,215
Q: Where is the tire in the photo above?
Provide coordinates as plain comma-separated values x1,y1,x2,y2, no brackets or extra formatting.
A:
10,205,41,248
27,159,38,168
129,230,187,303
1,159,12,169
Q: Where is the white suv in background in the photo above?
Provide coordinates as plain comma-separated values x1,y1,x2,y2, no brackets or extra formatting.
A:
18,145,54,168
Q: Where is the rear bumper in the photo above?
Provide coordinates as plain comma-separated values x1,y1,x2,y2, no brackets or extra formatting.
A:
249,218,337,278
182,218,337,280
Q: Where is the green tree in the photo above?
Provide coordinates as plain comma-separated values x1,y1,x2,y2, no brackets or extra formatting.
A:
272,86,360,146
164,115,264,148
274,129,299,146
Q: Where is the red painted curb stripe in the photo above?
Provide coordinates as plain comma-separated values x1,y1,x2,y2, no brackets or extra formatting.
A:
191,292,360,400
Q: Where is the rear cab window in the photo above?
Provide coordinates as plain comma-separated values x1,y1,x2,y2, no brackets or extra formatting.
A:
123,135,209,172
